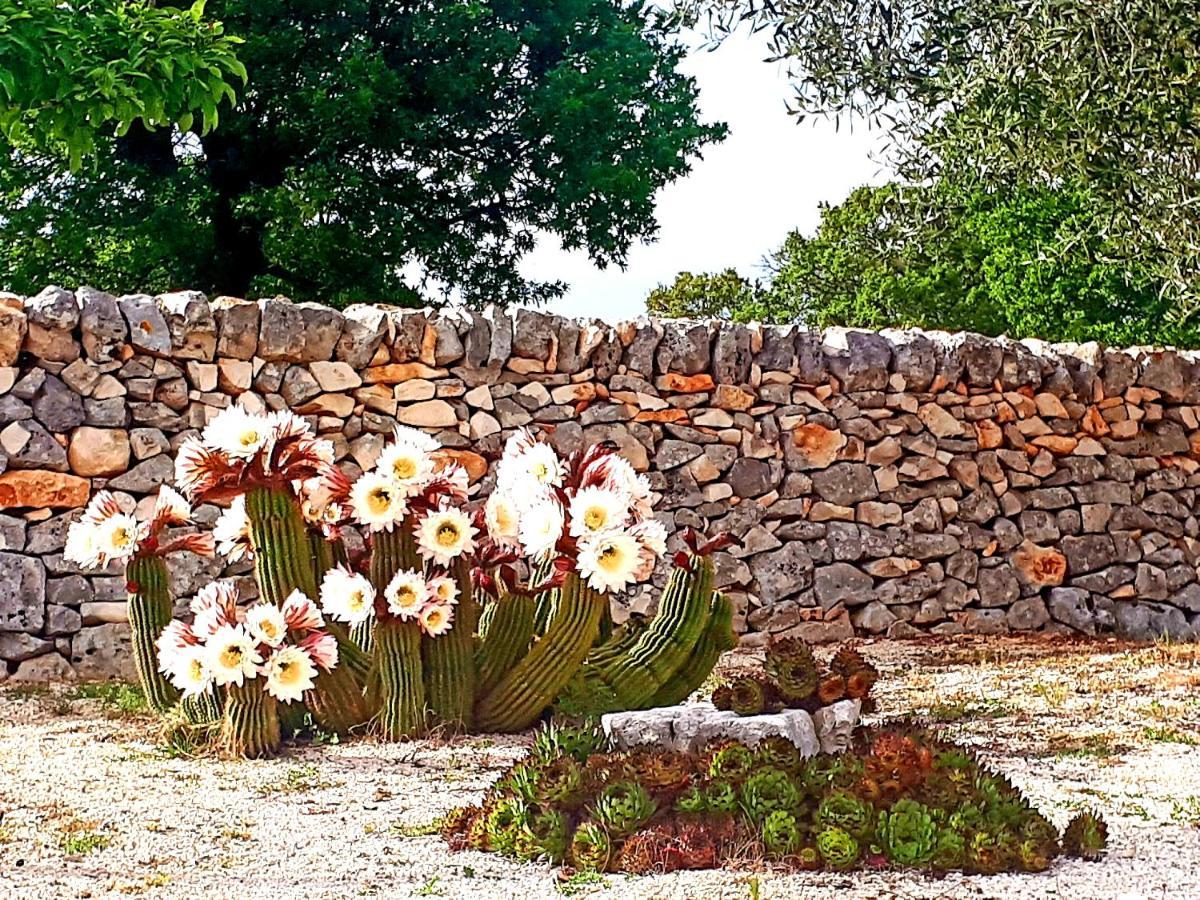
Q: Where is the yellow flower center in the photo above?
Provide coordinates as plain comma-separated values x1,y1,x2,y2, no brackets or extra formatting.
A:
396,586,417,608
219,645,244,668
111,527,134,549
260,620,280,640
277,660,299,684
597,544,624,573
426,609,446,629
348,591,366,611
188,658,204,680
239,429,261,448
435,522,461,547
392,456,417,480
531,462,550,482
367,487,392,515
583,506,607,531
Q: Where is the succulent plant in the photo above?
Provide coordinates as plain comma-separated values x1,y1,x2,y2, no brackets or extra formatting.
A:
755,735,802,773
441,804,477,852
766,637,819,702
876,799,938,867
531,719,608,764
569,821,612,873
704,780,740,814
485,797,531,856
713,673,778,716
930,828,966,871
535,756,586,808
829,645,867,677
674,784,708,814
817,673,847,706
615,823,680,874
706,741,756,782
966,829,1006,875
1061,811,1108,861
816,790,874,838
797,845,822,870
514,808,570,863
593,780,657,837
816,826,860,871
740,767,801,820
635,749,694,794
761,810,803,858
674,817,721,870
1017,837,1052,872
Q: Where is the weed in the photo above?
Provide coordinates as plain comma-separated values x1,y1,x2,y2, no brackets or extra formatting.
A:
71,682,147,715
1143,726,1197,746
415,875,443,896
557,870,607,895
1170,797,1200,827
927,697,1013,723
1048,733,1121,759
259,763,332,795
391,818,443,838
58,820,110,856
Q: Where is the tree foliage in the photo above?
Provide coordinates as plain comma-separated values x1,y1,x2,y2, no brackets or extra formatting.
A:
0,1,723,307
0,1,245,169
677,0,1200,326
646,268,758,319
650,183,1194,346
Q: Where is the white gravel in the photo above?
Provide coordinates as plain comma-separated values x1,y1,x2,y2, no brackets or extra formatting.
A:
1,636,1198,899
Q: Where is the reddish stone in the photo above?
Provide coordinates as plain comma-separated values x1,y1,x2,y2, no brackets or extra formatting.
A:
0,470,90,509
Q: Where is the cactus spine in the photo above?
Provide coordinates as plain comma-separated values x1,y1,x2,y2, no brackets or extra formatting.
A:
421,560,478,731
244,486,371,734
475,588,536,694
474,573,607,733
220,680,281,759
125,555,180,714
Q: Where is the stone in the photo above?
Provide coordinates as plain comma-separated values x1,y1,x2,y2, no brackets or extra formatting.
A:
728,458,774,498
310,360,362,392
1007,597,1050,630
977,564,1020,607
280,366,322,406
0,551,46,632
786,423,846,470
1011,540,1067,587
336,304,389,368
258,299,344,362
0,303,28,366
8,653,75,683
814,562,874,608
811,463,878,506
5,420,68,472
32,374,85,432
0,631,51,661
68,427,130,477
852,601,897,634
71,623,135,679
212,297,261,360
0,470,88,509
77,286,128,361
118,293,172,355
396,399,457,428
107,453,174,493
750,543,814,603
811,699,862,754
656,321,710,374
918,403,963,437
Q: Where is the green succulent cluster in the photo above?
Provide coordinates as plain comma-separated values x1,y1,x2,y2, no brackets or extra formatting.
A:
532,720,608,765
740,767,801,819
762,810,803,858
817,790,874,838
443,725,1094,877
876,799,938,867
593,781,657,837
816,826,860,870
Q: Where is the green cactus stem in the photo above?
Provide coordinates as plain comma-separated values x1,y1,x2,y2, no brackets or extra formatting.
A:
474,572,607,733
179,686,224,724
244,486,370,733
645,593,736,707
374,617,427,740
421,560,478,731
475,588,536,694
351,613,376,655
555,555,716,716
220,680,281,759
124,554,179,714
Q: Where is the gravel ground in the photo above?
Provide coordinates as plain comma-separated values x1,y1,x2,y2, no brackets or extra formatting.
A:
2,635,1199,899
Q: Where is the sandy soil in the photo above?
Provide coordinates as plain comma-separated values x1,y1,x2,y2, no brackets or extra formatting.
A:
1,635,1198,899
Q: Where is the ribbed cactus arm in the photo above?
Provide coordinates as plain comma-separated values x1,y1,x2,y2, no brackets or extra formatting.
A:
422,559,478,731
475,586,536,695
644,591,736,708
125,554,180,714
593,554,714,705
474,573,607,733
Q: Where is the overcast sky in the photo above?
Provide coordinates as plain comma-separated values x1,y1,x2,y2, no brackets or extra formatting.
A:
522,31,890,323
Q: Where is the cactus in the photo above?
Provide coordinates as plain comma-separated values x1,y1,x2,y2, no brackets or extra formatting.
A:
245,486,371,734
421,561,478,731
125,555,180,714
474,572,608,733
373,617,427,740
220,680,281,759
474,587,535,695
556,555,716,718
179,687,223,724
644,593,736,708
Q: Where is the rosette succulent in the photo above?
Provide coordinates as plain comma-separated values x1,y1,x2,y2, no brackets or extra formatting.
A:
762,810,803,858
569,821,612,873
766,637,819,702
817,790,874,838
485,797,531,855
514,808,569,863
740,767,801,820
876,799,938,867
1061,811,1108,861
532,720,608,764
704,780,740,813
755,735,802,773
674,784,708,814
707,742,755,782
592,781,657,837
816,826,860,871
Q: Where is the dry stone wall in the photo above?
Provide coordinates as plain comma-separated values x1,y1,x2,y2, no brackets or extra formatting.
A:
2,285,1200,682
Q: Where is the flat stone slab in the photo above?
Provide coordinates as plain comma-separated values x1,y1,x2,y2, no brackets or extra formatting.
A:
601,699,862,756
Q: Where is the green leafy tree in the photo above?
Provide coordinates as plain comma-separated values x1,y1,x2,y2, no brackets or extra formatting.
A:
0,1,245,168
680,0,1200,326
651,182,1191,345
646,268,758,319
1,1,724,307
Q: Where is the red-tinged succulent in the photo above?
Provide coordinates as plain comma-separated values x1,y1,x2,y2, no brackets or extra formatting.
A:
817,673,848,705
1061,811,1109,861
614,823,681,874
